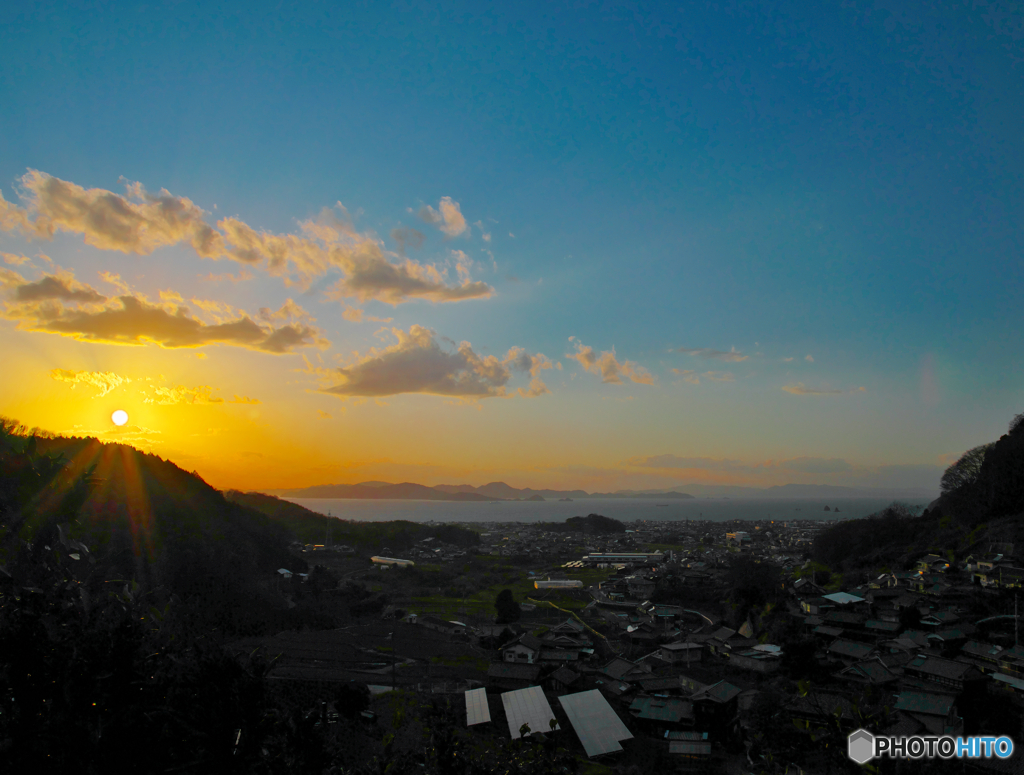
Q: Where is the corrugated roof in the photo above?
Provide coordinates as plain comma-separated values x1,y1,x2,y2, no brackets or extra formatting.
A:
501,686,559,739
465,688,491,726
559,689,633,758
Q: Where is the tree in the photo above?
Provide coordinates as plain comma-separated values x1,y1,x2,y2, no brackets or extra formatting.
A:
494,589,521,624
941,443,994,494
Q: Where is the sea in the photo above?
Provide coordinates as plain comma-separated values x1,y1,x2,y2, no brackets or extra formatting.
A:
284,496,929,525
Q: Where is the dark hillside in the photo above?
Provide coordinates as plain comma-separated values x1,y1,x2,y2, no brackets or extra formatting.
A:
15,434,297,635
813,413,1024,571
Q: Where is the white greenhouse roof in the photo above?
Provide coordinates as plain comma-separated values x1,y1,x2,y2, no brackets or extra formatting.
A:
465,688,491,726
501,686,559,739
559,689,633,758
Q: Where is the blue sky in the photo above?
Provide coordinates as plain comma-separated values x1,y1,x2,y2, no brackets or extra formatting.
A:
0,1,1020,493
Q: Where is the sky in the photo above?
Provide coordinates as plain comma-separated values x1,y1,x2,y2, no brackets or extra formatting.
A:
1,1,1021,495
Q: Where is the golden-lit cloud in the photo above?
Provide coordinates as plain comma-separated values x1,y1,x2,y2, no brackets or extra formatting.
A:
1,171,491,304
322,325,551,399
2,273,328,353
782,383,866,396
14,270,106,303
50,368,131,397
12,171,225,256
566,338,653,385
676,346,748,362
229,395,261,404
417,197,468,237
145,385,224,405
2,252,32,266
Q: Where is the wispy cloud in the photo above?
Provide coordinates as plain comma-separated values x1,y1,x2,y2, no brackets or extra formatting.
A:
390,227,425,255
671,368,701,384
782,383,866,396
778,457,852,473
676,346,748,362
322,325,553,399
703,371,734,382
50,368,131,397
417,196,468,237
567,338,653,385
805,354,815,362
628,454,746,470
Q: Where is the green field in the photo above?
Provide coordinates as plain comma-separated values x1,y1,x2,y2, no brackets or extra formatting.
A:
399,558,615,621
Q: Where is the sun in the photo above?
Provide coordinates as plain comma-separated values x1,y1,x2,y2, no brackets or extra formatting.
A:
111,409,129,426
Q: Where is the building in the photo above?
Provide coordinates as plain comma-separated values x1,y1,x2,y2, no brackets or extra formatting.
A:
370,556,415,568
534,579,584,589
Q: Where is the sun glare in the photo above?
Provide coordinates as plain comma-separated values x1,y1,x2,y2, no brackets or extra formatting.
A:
111,409,129,426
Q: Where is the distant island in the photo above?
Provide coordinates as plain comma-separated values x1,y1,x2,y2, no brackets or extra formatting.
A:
271,480,697,502
268,478,940,502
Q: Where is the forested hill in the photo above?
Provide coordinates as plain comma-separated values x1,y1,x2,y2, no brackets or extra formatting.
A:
813,413,1024,571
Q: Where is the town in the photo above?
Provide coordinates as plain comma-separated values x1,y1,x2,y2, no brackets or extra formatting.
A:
246,512,1024,774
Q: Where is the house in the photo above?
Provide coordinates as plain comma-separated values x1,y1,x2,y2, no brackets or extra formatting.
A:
836,657,898,686
893,691,962,736
418,615,466,636
600,656,651,683
691,680,741,732
826,640,876,665
487,663,542,691
503,634,542,664
660,642,704,665
730,649,781,673
902,654,985,695
628,696,695,730
547,666,582,693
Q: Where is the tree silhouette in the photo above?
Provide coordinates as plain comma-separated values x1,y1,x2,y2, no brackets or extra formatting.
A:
941,443,993,494
495,588,521,623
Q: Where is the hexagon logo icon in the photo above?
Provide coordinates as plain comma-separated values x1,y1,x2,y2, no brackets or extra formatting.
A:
848,728,875,764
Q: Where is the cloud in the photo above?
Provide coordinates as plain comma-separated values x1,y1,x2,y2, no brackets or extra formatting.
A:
473,220,492,242
677,346,749,362
316,409,332,419
779,457,853,474
417,197,467,237
201,269,253,283
2,171,491,304
228,395,261,404
10,170,224,256
145,385,224,405
628,455,747,471
567,340,653,385
805,354,815,362
322,325,550,399
782,383,866,396
671,368,701,384
703,371,734,382
50,368,131,397
2,286,329,353
390,227,425,254
15,273,106,303
2,252,32,266
782,357,794,362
